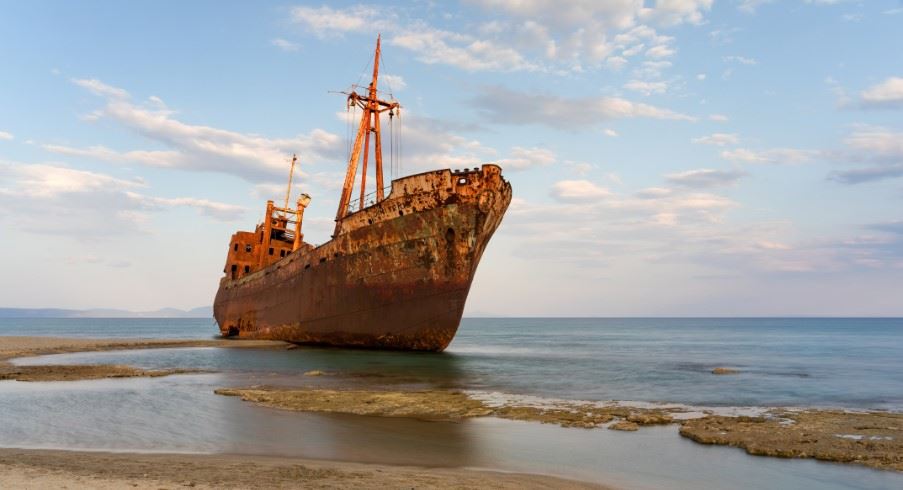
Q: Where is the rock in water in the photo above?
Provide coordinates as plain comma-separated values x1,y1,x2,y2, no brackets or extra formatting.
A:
712,367,739,375
608,421,639,431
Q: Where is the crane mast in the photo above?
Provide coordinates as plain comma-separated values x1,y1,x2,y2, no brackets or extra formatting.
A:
335,35,400,229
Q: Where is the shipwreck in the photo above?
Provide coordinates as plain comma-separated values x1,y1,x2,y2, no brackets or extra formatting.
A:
213,37,512,351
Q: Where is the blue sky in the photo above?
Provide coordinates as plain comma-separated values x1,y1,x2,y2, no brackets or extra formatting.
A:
1,1,902,315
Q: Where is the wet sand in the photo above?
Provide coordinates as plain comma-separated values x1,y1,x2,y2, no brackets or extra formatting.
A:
3,335,902,478
0,363,201,382
0,336,286,362
0,336,285,381
0,336,604,488
0,448,602,489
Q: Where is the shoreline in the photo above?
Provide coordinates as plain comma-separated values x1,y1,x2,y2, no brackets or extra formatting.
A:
0,336,287,381
0,447,603,489
2,335,901,477
0,335,607,488
0,335,287,362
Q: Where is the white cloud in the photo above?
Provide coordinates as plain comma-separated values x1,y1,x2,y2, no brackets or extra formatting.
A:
43,144,182,167
0,161,242,238
696,73,707,80
605,56,628,70
71,78,129,99
68,78,344,182
0,131,13,141
645,44,676,58
639,0,714,26
128,193,245,221
390,28,541,72
550,179,611,202
723,55,758,65
290,2,714,74
381,74,406,91
665,168,747,188
290,5,387,37
721,148,817,164
860,77,903,109
0,161,144,199
708,114,729,122
632,60,672,79
603,128,619,137
842,127,903,157
498,146,556,170
692,133,739,146
829,127,903,184
624,79,668,95
472,85,695,129
737,0,774,14
271,38,300,52
740,0,857,14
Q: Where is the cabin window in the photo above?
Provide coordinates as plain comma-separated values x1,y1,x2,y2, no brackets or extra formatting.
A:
399,210,404,216
320,257,327,263
245,245,251,253
244,265,250,273
280,250,286,257
233,243,238,252
458,177,468,185
268,247,274,255
259,232,264,243
231,264,237,280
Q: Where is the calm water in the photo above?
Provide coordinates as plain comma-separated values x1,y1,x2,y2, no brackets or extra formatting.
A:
3,317,902,409
1,317,902,489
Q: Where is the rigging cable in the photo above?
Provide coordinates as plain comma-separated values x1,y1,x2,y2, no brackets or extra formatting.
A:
389,109,394,181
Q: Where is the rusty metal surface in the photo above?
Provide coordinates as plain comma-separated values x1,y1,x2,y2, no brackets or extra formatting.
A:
213,164,511,352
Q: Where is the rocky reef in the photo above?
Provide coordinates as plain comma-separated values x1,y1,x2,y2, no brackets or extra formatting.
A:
216,386,903,472
214,387,680,429
680,410,903,471
0,364,200,382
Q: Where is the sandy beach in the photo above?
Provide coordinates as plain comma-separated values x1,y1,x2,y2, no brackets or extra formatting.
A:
1,334,901,489
0,448,602,489
0,336,604,488
0,336,286,363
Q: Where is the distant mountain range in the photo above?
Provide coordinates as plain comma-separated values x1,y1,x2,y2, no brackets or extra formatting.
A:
0,306,213,318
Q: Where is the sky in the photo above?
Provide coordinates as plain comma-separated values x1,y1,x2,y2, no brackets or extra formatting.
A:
1,0,902,316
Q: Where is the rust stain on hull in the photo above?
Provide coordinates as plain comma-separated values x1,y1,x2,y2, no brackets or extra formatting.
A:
214,165,512,352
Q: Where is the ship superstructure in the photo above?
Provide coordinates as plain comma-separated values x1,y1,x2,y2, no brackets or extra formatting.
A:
213,37,511,351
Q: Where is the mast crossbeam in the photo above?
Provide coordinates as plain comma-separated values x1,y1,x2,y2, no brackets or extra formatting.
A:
334,35,400,232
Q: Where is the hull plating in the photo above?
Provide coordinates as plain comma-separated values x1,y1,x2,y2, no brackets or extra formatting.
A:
213,166,511,351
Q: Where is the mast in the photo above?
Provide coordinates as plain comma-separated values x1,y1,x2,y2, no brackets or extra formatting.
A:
283,154,298,214
335,35,400,229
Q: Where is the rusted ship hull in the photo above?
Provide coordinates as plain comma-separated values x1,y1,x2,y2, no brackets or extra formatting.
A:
213,165,511,351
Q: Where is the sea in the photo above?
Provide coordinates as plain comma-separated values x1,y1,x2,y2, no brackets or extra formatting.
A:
1,317,901,489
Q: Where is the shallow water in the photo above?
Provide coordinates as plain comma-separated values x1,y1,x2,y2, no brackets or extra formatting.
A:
2,317,902,488
5,317,902,409
1,373,900,489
